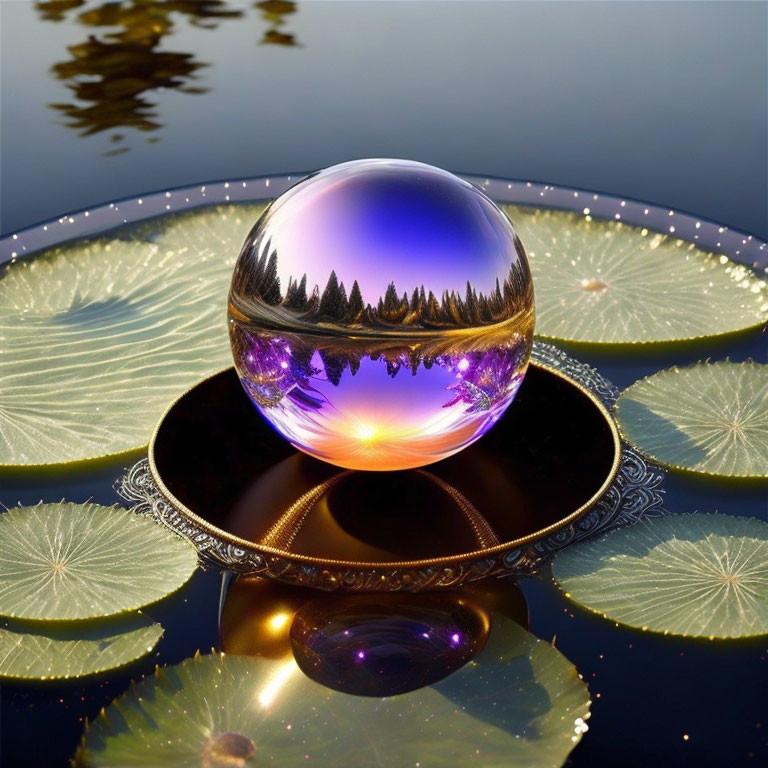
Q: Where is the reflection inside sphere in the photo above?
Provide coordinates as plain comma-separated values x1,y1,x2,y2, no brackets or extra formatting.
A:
229,159,534,471
229,327,531,471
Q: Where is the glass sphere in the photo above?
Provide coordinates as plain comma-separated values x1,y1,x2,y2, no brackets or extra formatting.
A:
229,159,534,471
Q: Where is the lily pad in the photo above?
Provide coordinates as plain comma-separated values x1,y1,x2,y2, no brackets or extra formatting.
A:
552,513,768,638
504,205,768,345
0,203,265,466
0,502,197,620
74,615,590,768
0,615,163,682
615,361,768,478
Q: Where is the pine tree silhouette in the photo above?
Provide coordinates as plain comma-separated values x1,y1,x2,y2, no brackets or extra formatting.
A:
347,280,364,322
479,290,495,322
426,291,441,323
361,303,378,325
319,349,346,386
408,349,420,375
290,345,317,384
377,282,408,323
235,238,532,331
306,285,320,314
465,281,479,324
237,239,268,298
259,250,282,305
384,282,400,312
502,274,514,306
283,273,308,310
441,290,459,325
318,271,349,320
488,278,504,317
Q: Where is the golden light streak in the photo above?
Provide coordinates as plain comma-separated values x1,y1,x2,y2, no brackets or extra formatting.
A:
256,660,298,709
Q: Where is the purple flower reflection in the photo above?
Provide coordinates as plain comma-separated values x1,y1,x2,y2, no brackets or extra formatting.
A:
442,341,527,413
237,329,327,411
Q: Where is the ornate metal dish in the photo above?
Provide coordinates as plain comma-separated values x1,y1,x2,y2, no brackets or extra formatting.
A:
117,342,665,591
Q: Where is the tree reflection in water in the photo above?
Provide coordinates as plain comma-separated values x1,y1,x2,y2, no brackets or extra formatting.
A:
35,0,87,22
34,1,299,152
256,1,298,47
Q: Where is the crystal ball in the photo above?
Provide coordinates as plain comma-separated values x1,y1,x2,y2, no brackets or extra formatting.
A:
229,159,534,471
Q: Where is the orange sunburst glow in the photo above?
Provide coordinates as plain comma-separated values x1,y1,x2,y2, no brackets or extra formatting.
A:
275,405,491,471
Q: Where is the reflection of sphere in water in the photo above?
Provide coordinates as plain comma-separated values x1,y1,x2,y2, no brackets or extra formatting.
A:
290,593,490,697
229,159,535,471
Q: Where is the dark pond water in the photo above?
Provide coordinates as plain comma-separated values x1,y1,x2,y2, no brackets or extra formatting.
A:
1,1,767,240
1,2,767,767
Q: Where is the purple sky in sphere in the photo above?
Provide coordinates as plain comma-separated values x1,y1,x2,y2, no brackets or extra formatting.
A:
246,159,524,306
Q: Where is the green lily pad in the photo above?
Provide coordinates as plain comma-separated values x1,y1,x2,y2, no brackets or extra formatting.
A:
504,205,768,345
553,513,768,638
0,615,163,682
74,615,590,768
0,203,265,466
0,502,197,620
615,361,768,478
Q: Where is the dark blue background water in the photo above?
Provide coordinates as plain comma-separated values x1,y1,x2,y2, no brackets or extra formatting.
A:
1,1,766,240
1,2,767,767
